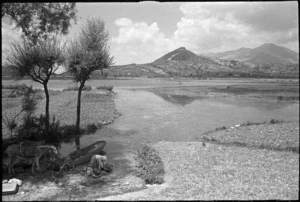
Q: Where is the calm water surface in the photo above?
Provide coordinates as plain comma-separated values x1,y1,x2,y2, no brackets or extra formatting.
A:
59,88,299,156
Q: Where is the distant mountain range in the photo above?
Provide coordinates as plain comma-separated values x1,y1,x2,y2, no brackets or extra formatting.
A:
2,43,299,79
206,43,299,65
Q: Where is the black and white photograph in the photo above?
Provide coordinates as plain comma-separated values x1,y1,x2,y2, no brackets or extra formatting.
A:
2,1,299,200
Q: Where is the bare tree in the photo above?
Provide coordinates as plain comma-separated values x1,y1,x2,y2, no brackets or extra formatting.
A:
6,37,65,132
66,18,114,145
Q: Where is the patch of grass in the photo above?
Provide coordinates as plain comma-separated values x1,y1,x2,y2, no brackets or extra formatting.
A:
62,85,92,92
134,145,165,184
96,85,113,92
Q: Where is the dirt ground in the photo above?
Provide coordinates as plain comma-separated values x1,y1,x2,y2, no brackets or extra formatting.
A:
2,156,146,201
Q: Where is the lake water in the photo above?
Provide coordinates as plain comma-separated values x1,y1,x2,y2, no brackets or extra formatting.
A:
57,87,298,176
3,79,299,175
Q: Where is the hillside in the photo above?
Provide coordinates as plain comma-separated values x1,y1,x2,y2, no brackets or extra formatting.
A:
2,45,299,79
207,43,299,65
153,47,199,64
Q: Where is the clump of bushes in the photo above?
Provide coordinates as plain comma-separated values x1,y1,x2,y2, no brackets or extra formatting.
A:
96,85,113,92
86,123,98,134
270,119,283,124
63,85,92,91
134,145,165,184
215,126,227,131
59,125,84,139
240,121,265,127
2,84,26,90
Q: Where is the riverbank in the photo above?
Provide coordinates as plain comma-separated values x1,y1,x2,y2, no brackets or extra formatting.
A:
2,89,121,140
98,122,299,200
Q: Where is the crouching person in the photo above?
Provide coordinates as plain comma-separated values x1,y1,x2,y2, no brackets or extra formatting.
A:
86,154,108,177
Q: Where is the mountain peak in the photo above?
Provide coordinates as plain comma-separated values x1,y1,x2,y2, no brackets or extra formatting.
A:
176,47,187,51
208,43,298,64
153,47,198,64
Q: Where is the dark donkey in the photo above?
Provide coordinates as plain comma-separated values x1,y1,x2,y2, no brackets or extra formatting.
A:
5,140,62,174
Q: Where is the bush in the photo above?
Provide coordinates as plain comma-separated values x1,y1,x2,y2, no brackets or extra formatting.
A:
63,85,92,92
86,123,98,134
82,85,92,91
62,86,78,91
96,85,113,92
270,119,283,124
2,84,25,90
134,145,165,184
59,125,84,139
215,126,227,131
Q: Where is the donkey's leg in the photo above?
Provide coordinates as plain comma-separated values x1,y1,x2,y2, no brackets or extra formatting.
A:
9,157,17,174
32,157,38,174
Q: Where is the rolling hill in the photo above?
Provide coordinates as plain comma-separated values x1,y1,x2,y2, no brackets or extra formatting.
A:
206,43,299,65
2,44,298,79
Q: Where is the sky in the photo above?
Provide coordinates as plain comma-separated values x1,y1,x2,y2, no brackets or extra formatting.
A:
2,1,299,66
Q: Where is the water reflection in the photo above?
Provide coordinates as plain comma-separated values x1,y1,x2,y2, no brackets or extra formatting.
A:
152,92,200,106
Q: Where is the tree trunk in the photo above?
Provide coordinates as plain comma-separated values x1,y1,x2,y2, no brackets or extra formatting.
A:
75,81,85,150
43,82,50,134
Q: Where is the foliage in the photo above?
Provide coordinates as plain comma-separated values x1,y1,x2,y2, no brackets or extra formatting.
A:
66,18,114,133
62,85,92,91
6,37,65,82
270,119,283,124
66,18,114,83
59,125,84,139
21,85,42,114
3,115,18,138
2,3,77,44
2,84,26,90
135,145,165,184
86,123,98,134
6,36,66,132
96,85,113,92
215,126,227,131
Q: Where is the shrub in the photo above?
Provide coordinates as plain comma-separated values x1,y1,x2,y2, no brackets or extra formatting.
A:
270,119,283,124
82,85,92,91
215,126,227,131
2,84,25,90
3,115,18,138
59,124,84,139
86,123,98,134
63,85,92,91
96,85,113,92
62,86,78,91
277,96,283,101
134,145,165,184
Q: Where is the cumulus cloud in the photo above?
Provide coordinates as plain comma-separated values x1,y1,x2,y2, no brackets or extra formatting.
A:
111,2,298,65
111,18,177,65
176,2,298,53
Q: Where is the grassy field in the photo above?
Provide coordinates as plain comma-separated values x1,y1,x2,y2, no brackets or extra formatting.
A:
196,122,299,153
99,141,299,200
2,88,120,139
